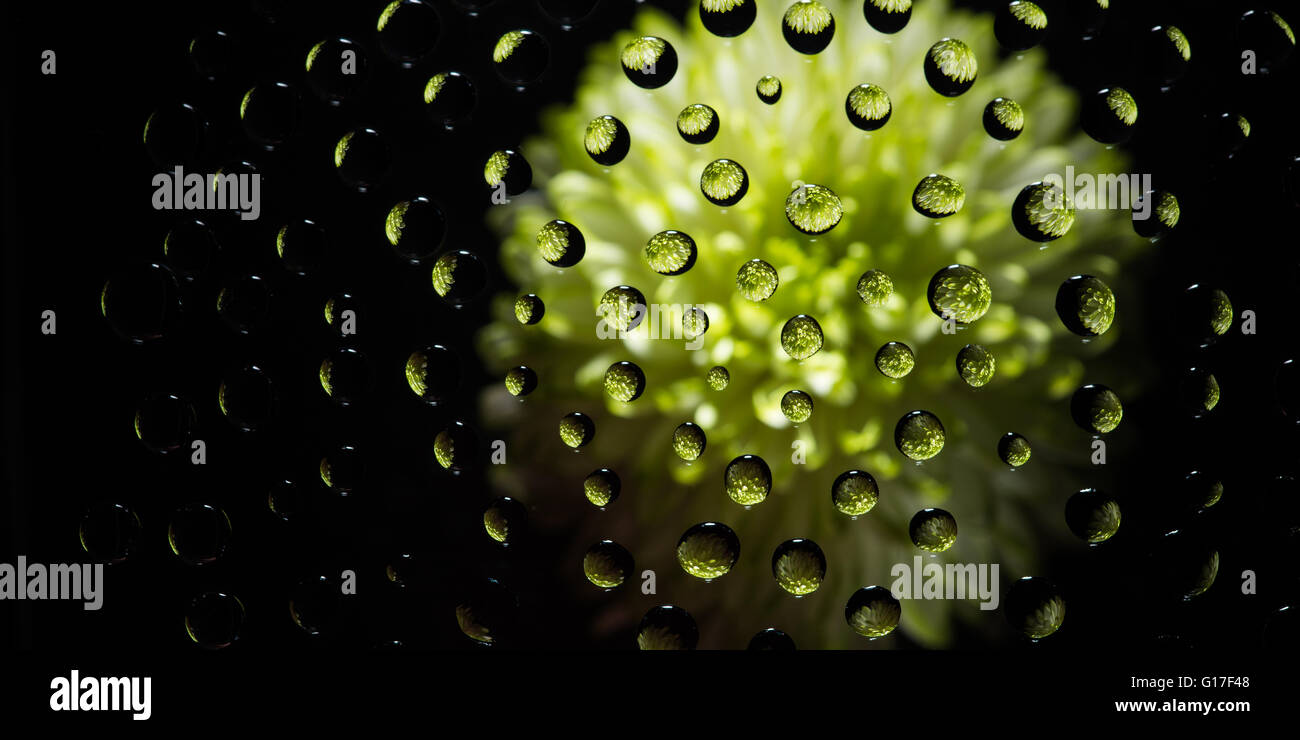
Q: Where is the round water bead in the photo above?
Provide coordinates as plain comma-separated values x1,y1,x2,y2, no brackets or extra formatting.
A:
377,0,440,65
189,29,238,82
423,71,476,125
168,503,233,566
783,1,835,55
875,341,915,378
724,454,772,506
385,197,445,261
603,361,645,403
785,183,843,235
995,1,1048,51
772,538,826,596
1146,25,1192,83
484,149,532,195
621,36,677,88
737,259,779,301
677,104,719,145
584,540,634,588
845,83,891,131
1073,0,1109,39
957,344,996,387
781,390,814,424
218,364,274,431
1237,9,1295,73
405,345,460,404
1181,470,1223,511
79,503,143,562
1055,275,1115,337
583,468,620,507
700,0,756,37
673,422,707,462
584,115,630,167
997,432,1031,467
216,273,270,334
909,508,958,552
276,219,328,275
781,315,824,360
1165,542,1220,601
925,38,978,96
700,159,748,206
645,230,697,276
1082,87,1138,144
1070,384,1123,434
707,365,730,390
431,249,486,306
492,29,549,85
334,128,390,190
483,496,522,543
637,605,698,650
514,293,544,325
677,522,740,580
845,586,902,638
504,366,538,397
319,348,369,405
1181,284,1233,346
163,219,218,281
324,293,362,338
756,75,782,104
1132,190,1179,239
289,575,343,637
185,592,245,649
267,480,307,521
748,628,796,651
142,103,207,168
1005,577,1065,639
683,306,709,340
456,579,517,646
832,470,879,516
1207,111,1251,157
912,174,965,218
1065,488,1121,543
983,97,1024,140
1181,367,1220,417
239,81,299,147
598,285,647,332
320,445,363,494
101,263,184,343
895,410,945,461
536,219,585,267
928,264,991,323
134,393,197,454
863,0,911,34
434,421,478,472
1013,181,1076,242
856,269,893,307
560,412,596,449
306,38,369,105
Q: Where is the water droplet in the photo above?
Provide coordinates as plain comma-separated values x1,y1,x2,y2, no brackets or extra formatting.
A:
504,365,538,397
832,470,879,516
645,230,697,276
168,503,232,566
306,38,368,105
1071,0,1109,39
267,480,306,521
845,83,892,130
785,183,843,234
997,432,1032,467
239,81,299,147
598,285,647,332
856,269,894,307
1157,537,1219,601
133,393,197,454
163,219,217,282
927,264,991,323
189,30,238,82
1070,383,1123,434
924,38,978,96
560,412,596,449
621,36,677,88
677,104,720,144
700,0,756,37
1237,9,1295,73
1065,488,1121,543
1013,181,1076,242
895,410,946,461
603,361,646,403
431,249,486,306
584,115,630,166
863,0,912,34
783,1,835,54
101,263,183,343
583,540,633,588
909,508,958,552
405,345,461,404
673,422,707,462
434,421,478,472
983,97,1024,140
290,575,342,637
484,149,532,195
334,128,390,190
1005,577,1065,639
142,103,207,168
386,197,445,262
677,522,740,579
377,0,440,66
536,219,585,267
707,365,731,390
1181,284,1233,346
1181,471,1223,512
756,75,782,104
276,219,327,276
423,71,476,125
912,174,965,218
875,341,915,378
725,454,771,506
218,364,274,431
736,259,779,301
320,445,363,494
456,579,517,646
845,586,901,638
1180,367,1220,417
79,504,143,562
957,343,996,387
772,538,826,595
781,390,814,424
1082,87,1138,144
781,315,824,360
700,158,748,206
995,1,1048,51
319,348,369,405
1132,189,1179,239
683,306,709,340
216,273,270,334
514,293,545,325
1146,25,1191,83
185,592,244,649
484,497,527,546
1055,275,1115,337
749,628,796,650
637,605,698,650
